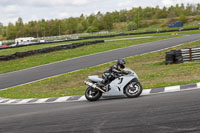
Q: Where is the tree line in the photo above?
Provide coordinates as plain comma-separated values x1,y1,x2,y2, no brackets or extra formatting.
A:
0,3,200,40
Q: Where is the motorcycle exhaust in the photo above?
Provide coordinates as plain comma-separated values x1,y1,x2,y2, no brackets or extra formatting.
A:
84,81,106,93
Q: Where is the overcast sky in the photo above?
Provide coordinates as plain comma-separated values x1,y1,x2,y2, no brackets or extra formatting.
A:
0,0,199,26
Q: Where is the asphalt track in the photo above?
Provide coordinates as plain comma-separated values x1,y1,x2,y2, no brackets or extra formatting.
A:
0,34,200,90
0,89,200,133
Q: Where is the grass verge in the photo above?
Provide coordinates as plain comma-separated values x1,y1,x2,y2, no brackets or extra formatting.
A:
0,40,200,99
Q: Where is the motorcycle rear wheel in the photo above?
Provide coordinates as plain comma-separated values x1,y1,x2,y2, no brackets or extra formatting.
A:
85,87,102,101
124,82,143,98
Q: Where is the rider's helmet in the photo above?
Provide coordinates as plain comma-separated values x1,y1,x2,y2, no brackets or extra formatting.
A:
117,59,126,69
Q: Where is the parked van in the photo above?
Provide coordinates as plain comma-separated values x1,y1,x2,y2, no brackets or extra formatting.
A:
15,37,35,46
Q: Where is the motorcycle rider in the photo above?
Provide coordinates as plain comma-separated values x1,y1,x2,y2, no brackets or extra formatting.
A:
99,59,127,88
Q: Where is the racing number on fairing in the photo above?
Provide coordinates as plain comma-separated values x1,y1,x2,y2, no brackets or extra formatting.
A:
118,78,123,84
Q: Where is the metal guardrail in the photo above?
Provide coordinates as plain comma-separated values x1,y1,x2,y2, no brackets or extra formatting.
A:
166,47,200,64
181,47,200,62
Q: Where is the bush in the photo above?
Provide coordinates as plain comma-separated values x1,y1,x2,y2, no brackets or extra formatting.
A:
194,16,200,21
179,15,188,23
127,22,137,31
86,26,99,33
161,20,169,27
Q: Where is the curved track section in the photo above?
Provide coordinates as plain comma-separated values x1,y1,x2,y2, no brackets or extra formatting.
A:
0,89,200,132
0,34,200,90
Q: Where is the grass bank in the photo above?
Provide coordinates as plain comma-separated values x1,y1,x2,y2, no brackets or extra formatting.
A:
1,40,200,99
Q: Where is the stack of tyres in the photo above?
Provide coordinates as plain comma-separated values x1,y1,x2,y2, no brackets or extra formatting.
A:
175,50,183,64
165,50,176,64
165,50,184,64
0,55,16,60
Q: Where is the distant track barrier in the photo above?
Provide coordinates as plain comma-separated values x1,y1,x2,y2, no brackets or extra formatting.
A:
1,27,199,50
166,47,200,64
0,40,104,61
80,27,200,39
0,38,84,50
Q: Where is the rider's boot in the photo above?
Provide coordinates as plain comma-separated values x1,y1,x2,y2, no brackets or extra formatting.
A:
98,79,111,92
98,80,106,88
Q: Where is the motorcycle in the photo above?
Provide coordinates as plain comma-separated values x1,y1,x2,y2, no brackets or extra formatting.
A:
84,68,143,101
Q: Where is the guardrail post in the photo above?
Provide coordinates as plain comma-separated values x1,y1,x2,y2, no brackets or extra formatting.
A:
189,48,192,61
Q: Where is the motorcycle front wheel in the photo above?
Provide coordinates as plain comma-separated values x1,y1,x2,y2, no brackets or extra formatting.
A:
85,87,102,101
124,81,143,98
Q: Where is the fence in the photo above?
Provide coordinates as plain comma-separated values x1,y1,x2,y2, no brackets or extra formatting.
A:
181,47,200,62
165,47,200,64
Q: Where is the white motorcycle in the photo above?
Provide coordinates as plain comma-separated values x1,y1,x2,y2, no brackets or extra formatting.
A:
84,68,143,101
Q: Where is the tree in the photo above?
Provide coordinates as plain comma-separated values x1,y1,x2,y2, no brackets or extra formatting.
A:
40,19,47,37
168,11,176,19
65,17,78,34
0,22,3,35
119,10,128,22
133,8,142,28
15,17,24,37
112,11,120,22
6,23,17,39
87,14,96,25
102,13,114,30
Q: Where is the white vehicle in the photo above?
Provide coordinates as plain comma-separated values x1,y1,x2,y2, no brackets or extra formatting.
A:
0,41,2,46
39,40,45,43
84,68,143,101
15,37,35,46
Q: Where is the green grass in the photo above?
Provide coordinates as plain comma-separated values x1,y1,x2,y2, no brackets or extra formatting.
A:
1,40,200,99
0,36,176,74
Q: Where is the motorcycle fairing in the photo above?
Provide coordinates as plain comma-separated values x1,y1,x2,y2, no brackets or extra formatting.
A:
102,74,136,97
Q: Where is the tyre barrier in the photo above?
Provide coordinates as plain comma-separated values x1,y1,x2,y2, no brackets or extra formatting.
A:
0,40,104,61
166,47,200,64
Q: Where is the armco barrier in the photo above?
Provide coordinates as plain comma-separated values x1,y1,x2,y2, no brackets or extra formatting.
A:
0,40,104,61
165,47,200,64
